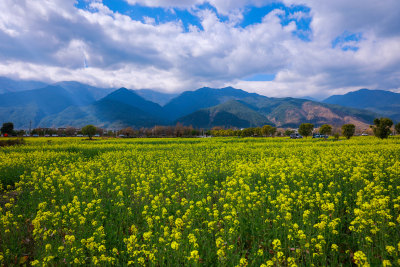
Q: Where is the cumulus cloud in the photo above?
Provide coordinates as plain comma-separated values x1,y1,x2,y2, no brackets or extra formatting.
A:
0,0,399,97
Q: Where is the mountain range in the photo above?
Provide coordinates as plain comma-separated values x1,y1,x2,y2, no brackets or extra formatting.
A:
0,77,398,129
0,77,48,94
323,89,400,121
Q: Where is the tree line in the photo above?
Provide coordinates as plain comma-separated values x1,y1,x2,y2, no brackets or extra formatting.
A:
1,118,400,139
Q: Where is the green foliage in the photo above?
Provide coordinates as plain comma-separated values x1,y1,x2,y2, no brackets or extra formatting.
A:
240,127,257,137
284,129,295,136
81,125,97,139
395,122,400,135
298,123,314,138
1,122,14,135
342,124,356,139
319,124,332,136
261,125,277,137
334,133,340,140
211,129,236,137
371,118,393,139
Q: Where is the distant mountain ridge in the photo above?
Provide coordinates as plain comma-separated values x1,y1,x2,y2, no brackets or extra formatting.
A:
135,89,178,106
40,98,164,129
163,87,259,121
54,81,113,101
175,93,377,129
0,78,392,129
323,89,400,121
0,85,86,128
103,88,165,118
0,76,48,94
177,100,273,128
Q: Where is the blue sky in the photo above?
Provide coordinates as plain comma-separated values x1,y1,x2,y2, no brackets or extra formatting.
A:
332,31,363,52
0,0,399,98
74,0,312,82
75,0,312,43
75,0,205,31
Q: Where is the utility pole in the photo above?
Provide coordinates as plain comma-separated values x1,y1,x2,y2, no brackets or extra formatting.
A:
29,120,32,136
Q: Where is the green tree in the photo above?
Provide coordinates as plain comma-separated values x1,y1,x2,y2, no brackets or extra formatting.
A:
285,129,295,137
1,122,14,135
395,122,400,135
261,125,271,137
254,127,262,137
261,125,277,137
334,133,340,141
270,127,277,137
319,124,332,136
225,129,234,136
81,125,97,140
371,118,393,139
241,128,256,137
298,123,314,138
342,124,355,139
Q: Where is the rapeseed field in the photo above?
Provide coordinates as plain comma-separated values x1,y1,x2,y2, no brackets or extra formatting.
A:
0,137,399,266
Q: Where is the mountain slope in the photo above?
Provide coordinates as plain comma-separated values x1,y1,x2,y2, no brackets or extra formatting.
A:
0,84,113,128
55,81,114,102
172,87,377,129
0,86,85,128
135,89,178,106
40,98,164,128
323,89,400,121
103,88,165,119
176,100,272,128
0,105,43,129
163,87,259,120
0,85,76,111
39,88,166,128
0,76,48,94
240,95,377,128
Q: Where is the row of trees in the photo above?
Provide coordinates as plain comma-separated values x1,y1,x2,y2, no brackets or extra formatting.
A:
212,118,399,139
211,125,279,137
118,124,202,138
0,124,106,137
2,118,400,139
297,118,397,139
298,123,356,139
0,123,203,138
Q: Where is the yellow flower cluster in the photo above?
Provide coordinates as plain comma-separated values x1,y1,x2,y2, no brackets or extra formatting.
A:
0,136,399,265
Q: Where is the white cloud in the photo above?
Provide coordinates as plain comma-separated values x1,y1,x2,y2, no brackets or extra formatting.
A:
124,0,275,15
0,0,399,98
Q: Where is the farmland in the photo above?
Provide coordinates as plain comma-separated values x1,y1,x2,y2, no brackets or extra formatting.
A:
1,137,399,266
